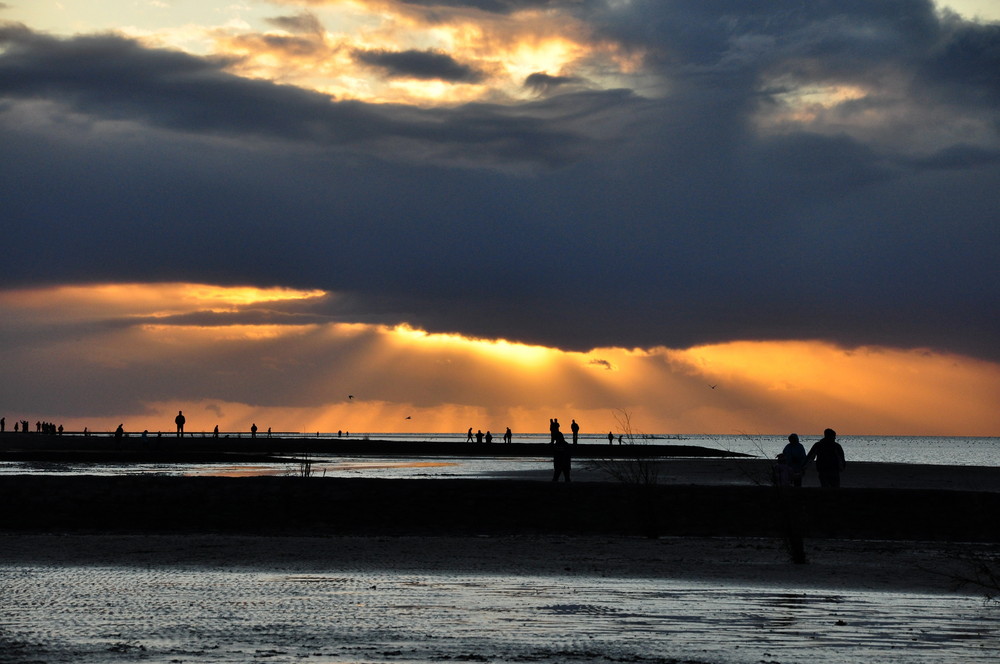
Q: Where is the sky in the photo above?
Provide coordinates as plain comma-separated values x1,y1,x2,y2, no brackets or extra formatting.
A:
1,1,998,437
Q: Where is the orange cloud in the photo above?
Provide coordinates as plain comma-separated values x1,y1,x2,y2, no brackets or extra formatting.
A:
2,283,998,436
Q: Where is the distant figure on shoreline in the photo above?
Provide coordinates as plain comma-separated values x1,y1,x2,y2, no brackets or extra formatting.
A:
806,428,846,488
552,430,571,481
475,429,484,444
251,423,258,438
1,417,4,433
570,419,580,445
213,425,219,438
267,427,272,438
114,424,124,441
467,428,474,442
175,411,186,437
608,431,614,445
549,418,561,443
504,427,512,444
485,430,493,444
776,433,807,487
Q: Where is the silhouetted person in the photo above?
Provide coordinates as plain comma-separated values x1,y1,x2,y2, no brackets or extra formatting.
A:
570,419,580,444
267,427,272,438
467,427,474,442
806,428,846,488
608,431,614,445
115,424,124,441
1,417,4,433
549,418,561,443
504,427,512,444
175,410,186,437
780,433,807,487
475,429,484,444
552,431,571,481
485,430,493,444
13,422,18,433
251,423,258,438
213,425,219,438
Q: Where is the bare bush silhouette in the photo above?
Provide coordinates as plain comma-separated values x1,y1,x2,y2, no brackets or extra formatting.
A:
586,409,661,486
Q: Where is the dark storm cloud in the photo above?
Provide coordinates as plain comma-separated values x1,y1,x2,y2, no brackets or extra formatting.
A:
1,2,999,362
524,72,580,93
265,11,325,35
0,24,632,167
353,48,484,82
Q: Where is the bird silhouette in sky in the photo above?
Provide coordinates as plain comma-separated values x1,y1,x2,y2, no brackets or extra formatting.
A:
709,384,717,389
348,395,354,400
405,416,411,420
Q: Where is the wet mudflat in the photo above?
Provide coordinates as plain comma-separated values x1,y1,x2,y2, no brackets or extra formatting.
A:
2,535,998,664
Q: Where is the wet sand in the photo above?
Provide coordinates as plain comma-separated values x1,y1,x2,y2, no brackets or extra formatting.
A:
3,458,999,663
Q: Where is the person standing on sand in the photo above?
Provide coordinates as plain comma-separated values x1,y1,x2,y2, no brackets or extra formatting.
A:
780,433,807,487
213,425,219,438
552,430,571,481
806,428,846,488
251,423,258,438
608,431,614,445
485,430,493,444
571,419,580,445
475,429,484,444
175,410,185,437
504,427,512,444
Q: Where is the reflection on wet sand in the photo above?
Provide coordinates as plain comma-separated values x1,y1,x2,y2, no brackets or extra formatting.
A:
182,460,460,478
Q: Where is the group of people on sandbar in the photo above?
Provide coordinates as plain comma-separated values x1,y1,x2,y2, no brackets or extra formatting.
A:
774,428,846,488
467,427,513,444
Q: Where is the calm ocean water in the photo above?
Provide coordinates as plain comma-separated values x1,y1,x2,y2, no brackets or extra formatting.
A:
3,433,997,477
337,433,1000,467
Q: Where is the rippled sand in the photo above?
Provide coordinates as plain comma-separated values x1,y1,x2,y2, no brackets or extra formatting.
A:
2,534,998,663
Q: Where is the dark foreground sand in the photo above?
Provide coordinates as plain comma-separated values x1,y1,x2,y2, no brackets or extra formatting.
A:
2,457,999,596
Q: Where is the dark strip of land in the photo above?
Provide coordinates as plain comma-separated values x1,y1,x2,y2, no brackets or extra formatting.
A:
0,433,744,461
2,475,998,542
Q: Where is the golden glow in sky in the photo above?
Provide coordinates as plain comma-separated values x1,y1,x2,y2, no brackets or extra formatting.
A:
1,283,998,436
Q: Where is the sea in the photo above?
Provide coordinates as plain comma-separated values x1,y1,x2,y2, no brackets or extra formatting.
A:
2,433,997,478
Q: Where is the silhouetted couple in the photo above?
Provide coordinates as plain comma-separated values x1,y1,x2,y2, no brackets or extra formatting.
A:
777,429,845,488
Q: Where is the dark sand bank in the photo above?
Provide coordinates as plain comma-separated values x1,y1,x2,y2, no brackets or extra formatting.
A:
3,475,999,542
0,433,743,460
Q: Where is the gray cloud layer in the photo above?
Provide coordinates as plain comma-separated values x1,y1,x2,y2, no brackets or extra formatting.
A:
1,1,998,360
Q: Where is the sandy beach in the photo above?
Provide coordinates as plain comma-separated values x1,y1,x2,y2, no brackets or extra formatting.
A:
2,454,999,663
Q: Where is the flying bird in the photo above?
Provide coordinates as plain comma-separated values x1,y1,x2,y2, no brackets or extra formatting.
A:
348,395,354,400
405,416,411,420
709,384,717,390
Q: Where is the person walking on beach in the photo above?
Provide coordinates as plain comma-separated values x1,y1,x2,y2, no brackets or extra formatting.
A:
467,427,474,442
213,425,219,438
806,428,846,488
552,430,571,481
779,433,807,487
570,419,580,445
175,410,186,437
